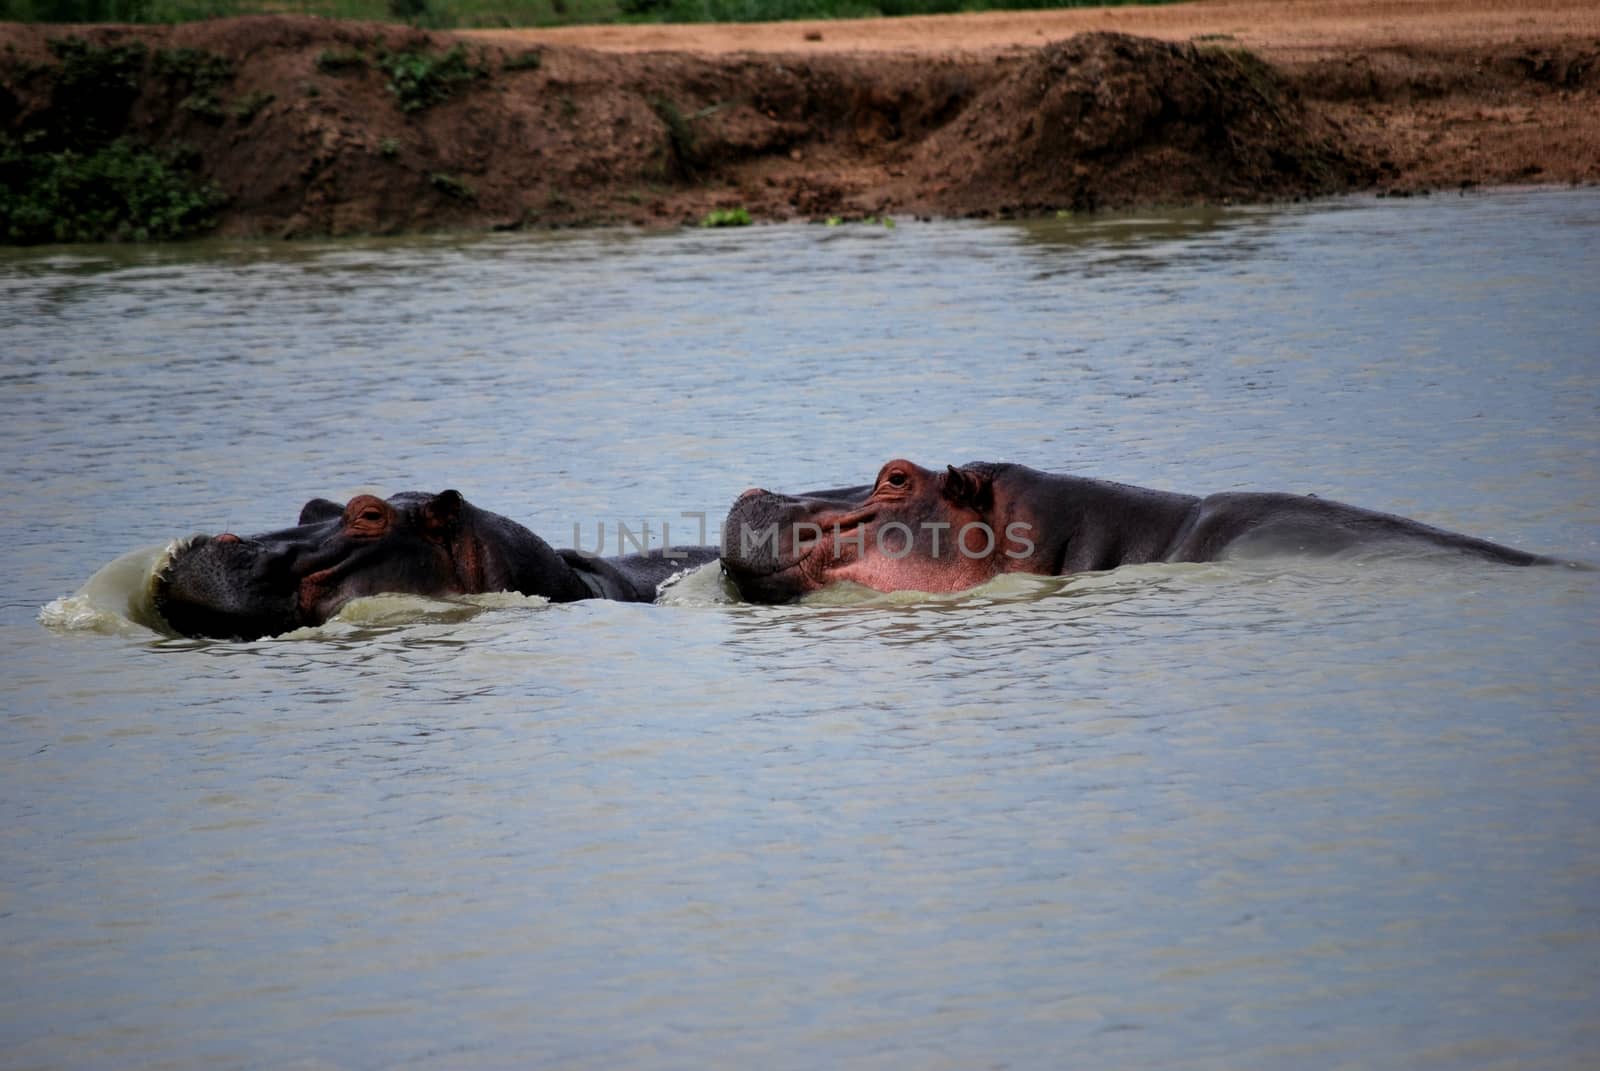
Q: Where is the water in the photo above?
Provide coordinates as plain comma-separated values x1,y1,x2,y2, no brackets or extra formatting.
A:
4,189,1599,1070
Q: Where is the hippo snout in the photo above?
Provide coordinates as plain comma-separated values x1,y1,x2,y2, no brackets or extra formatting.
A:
152,534,301,640
721,491,797,570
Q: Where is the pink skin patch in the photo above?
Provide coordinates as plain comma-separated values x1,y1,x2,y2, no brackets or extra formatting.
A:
788,460,1010,594
822,523,1004,593
298,566,339,624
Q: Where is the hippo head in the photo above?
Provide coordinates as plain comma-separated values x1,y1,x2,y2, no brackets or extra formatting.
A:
153,490,576,639
721,459,1031,603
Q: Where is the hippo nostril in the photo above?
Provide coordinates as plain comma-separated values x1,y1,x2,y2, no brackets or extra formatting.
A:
216,533,241,544
738,488,768,502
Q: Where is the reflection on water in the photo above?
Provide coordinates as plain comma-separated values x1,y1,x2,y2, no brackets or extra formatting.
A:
4,190,1600,1070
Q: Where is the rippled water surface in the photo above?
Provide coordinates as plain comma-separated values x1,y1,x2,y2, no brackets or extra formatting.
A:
4,190,1599,1070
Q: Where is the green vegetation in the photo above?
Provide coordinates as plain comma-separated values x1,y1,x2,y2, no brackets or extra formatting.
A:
375,43,486,112
0,36,225,243
0,135,224,242
42,36,147,145
0,0,1174,30
228,89,275,122
152,46,235,121
699,206,750,227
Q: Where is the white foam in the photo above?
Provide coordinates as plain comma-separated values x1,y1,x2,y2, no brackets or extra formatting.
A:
655,562,737,606
37,541,182,636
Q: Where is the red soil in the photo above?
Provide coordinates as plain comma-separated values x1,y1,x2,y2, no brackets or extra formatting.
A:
2,0,1595,236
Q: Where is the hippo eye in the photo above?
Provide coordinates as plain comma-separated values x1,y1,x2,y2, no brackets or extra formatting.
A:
885,471,908,488
359,507,384,523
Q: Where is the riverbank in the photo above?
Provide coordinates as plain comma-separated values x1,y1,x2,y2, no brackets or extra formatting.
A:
2,0,1596,239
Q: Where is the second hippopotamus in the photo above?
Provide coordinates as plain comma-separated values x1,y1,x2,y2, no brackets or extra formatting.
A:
720,459,1555,603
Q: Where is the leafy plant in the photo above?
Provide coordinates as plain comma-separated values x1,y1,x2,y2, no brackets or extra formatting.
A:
152,47,234,122
699,206,751,227
45,36,148,146
228,90,274,123
1,37,227,243
0,134,224,243
376,44,485,113
152,47,232,88
823,214,896,228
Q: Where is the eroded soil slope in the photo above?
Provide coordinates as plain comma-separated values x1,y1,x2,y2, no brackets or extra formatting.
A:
1,4,1595,238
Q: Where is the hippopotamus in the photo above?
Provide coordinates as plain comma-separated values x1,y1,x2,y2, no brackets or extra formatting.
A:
154,490,717,639
720,459,1556,603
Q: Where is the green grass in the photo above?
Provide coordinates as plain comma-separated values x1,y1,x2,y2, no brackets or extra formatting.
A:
0,0,1175,30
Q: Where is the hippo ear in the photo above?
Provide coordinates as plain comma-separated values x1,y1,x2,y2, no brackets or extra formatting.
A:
943,465,992,510
423,489,465,539
299,498,343,525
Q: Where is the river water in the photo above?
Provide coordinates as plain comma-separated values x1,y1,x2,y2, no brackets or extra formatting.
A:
4,189,1599,1070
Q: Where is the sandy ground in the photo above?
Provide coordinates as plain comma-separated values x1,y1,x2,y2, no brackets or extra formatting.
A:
3,1,1597,238
463,0,1600,61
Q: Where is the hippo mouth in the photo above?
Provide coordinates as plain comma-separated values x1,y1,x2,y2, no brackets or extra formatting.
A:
721,490,877,599
721,541,816,582
151,534,304,640
751,511,876,574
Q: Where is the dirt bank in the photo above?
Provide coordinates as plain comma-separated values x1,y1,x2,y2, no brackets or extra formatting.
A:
1,1,1597,238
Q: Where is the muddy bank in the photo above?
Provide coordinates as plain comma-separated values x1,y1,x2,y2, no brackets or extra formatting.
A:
0,13,1596,239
